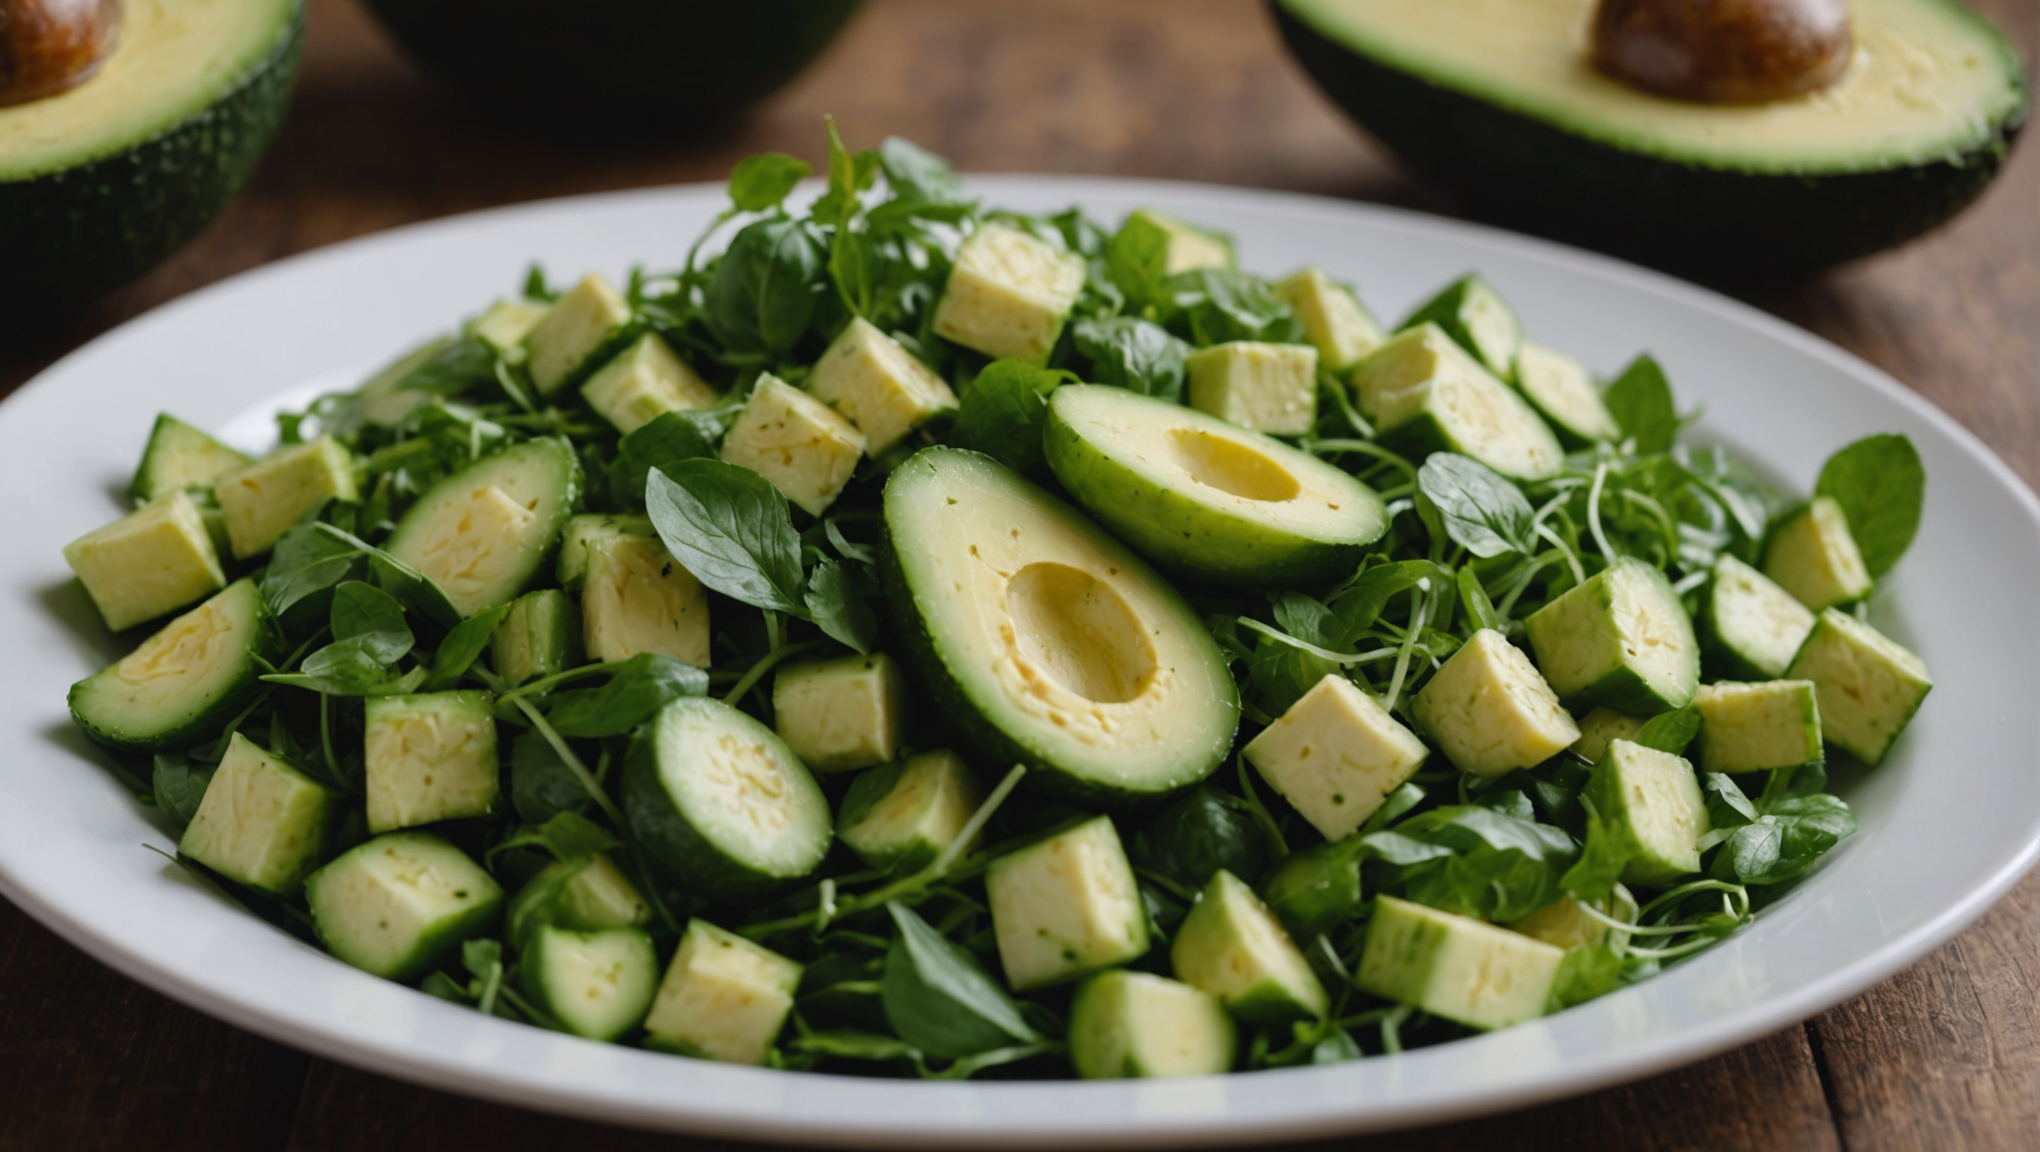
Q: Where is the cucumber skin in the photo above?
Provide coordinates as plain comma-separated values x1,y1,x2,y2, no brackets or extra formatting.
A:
68,580,279,753
620,721,817,901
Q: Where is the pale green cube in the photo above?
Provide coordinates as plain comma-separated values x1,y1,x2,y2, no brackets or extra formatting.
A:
1764,497,1873,611
1242,673,1428,841
932,223,1086,362
554,513,654,590
305,831,504,980
1358,895,1564,1030
1702,554,1817,681
1170,870,1328,1025
215,435,358,559
837,749,985,871
466,298,549,356
581,533,709,667
807,317,958,453
581,332,718,435
1413,629,1581,777
1587,740,1709,885
180,732,337,896
643,920,802,1065
1275,267,1385,372
1786,609,1931,766
130,413,252,505
772,653,909,773
363,691,500,833
1069,970,1237,1079
1351,324,1563,481
1398,274,1521,381
507,852,652,951
1524,556,1700,713
1693,680,1824,774
719,375,866,516
1514,342,1620,445
1185,341,1318,436
986,815,1148,990
525,273,633,395
1112,208,1235,276
1570,706,1646,764
491,589,582,686
64,490,226,631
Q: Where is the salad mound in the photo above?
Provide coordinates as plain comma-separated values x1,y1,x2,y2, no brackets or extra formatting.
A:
58,123,1930,1080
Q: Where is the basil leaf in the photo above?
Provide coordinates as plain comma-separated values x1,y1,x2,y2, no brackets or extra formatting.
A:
1605,354,1678,455
728,152,812,213
1071,316,1188,402
608,409,731,508
1631,706,1700,756
881,902,1041,1058
804,559,879,655
951,360,1076,476
510,730,591,824
152,752,215,829
1815,433,1925,576
705,216,827,355
422,604,511,692
645,460,806,614
879,136,966,203
1548,942,1624,1010
1404,845,1562,923
545,653,710,738
1711,794,1856,885
1416,454,1536,558
1270,591,1334,649
1105,218,1172,310
330,581,413,665
264,652,427,697
1131,784,1269,893
262,522,362,618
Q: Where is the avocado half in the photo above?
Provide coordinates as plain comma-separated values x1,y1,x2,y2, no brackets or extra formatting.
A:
0,0,303,307
1273,0,2030,275
361,0,864,123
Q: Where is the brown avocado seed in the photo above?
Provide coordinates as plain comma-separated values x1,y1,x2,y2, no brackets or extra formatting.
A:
1591,0,1853,104
0,0,122,108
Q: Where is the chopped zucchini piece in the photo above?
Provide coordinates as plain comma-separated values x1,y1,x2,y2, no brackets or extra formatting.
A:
1570,706,1646,764
507,853,652,951
986,815,1148,991
1358,895,1565,1031
807,316,959,453
305,831,504,981
179,732,337,897
491,589,583,686
63,489,226,632
581,533,709,667
718,375,867,517
1398,274,1521,381
520,925,659,1042
130,414,251,505
771,653,910,773
837,749,985,871
1242,673,1428,841
1274,267,1385,372
67,579,274,752
383,438,581,619
1786,609,1931,766
1413,629,1580,777
363,690,500,834
643,919,802,1065
555,512,654,591
524,273,634,396
1586,740,1709,885
1764,496,1873,611
1111,208,1236,277
1701,554,1817,681
1184,341,1319,436
1524,556,1700,713
1069,970,1237,1079
465,298,549,357
1513,342,1620,446
581,332,718,435
1350,324,1563,481
1693,680,1824,774
932,223,1086,362
1170,869,1329,1025
214,436,359,560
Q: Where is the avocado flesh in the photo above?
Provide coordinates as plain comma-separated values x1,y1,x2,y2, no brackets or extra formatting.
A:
1274,0,2029,272
0,0,302,304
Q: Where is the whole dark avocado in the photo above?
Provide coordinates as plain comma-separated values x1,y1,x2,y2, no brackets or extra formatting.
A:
361,0,864,125
1272,0,2029,276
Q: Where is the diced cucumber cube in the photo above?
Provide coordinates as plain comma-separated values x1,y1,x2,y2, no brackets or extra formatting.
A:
1786,609,1931,766
1507,892,1633,951
1586,740,1710,884
1185,341,1319,436
986,815,1148,990
68,578,275,752
1764,497,1873,611
1069,970,1237,1080
507,852,652,951
363,690,500,833
1398,274,1522,381
1111,208,1236,278
555,513,654,591
581,332,718,435
305,831,504,981
1570,706,1646,764
1513,342,1620,446
718,375,867,516
520,925,659,1042
179,732,337,897
581,533,709,667
1693,680,1823,774
63,489,226,632
643,919,802,1065
130,413,251,505
1701,554,1816,680
215,436,359,560
771,653,909,773
465,298,549,357
807,316,959,453
492,589,583,687
1274,267,1385,372
837,749,986,871
1525,556,1700,713
1243,673,1428,841
1351,324,1563,481
1413,629,1581,777
524,273,633,395
932,223,1086,362
1170,870,1329,1025
1357,895,1565,1031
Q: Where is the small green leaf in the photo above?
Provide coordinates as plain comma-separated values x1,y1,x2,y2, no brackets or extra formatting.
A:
423,604,511,692
728,152,812,213
950,360,1076,476
645,460,807,614
1071,316,1189,402
330,581,413,665
509,730,592,824
152,753,215,829
1815,433,1925,576
1416,454,1536,558
1457,566,1501,632
1631,706,1700,756
881,902,1041,1059
804,559,879,654
1604,354,1678,455
544,653,711,738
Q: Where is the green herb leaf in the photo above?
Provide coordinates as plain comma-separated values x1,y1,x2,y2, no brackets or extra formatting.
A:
330,581,414,665
1547,942,1625,1010
705,217,827,355
728,152,813,213
1710,794,1855,885
261,523,362,618
1167,269,1303,347
1324,559,1454,648
545,653,710,738
608,409,730,508
1071,316,1188,402
1416,453,1536,558
423,604,511,692
1560,794,1630,903
1605,355,1678,455
881,902,1042,1059
1131,784,1269,893
950,360,1076,476
645,460,807,614
509,730,591,824
1815,433,1925,576
1457,566,1502,632
1630,706,1700,756
879,136,966,203
152,753,215,829
804,559,879,654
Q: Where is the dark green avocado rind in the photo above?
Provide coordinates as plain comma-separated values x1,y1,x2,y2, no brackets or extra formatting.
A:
1271,0,2028,275
0,3,302,308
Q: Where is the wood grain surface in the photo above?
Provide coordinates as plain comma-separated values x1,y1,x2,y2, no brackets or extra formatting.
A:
2,1,2034,1148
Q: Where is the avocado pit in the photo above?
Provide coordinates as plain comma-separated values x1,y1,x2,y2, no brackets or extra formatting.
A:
1591,0,1853,104
0,0,120,107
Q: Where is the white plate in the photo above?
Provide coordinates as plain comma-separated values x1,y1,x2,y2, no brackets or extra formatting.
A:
2,178,2036,1149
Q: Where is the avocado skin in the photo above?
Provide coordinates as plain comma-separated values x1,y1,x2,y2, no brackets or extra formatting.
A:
1271,0,2026,277
0,3,303,309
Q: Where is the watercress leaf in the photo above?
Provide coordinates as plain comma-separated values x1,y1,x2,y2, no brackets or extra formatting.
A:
527,810,623,862
728,152,812,213
153,752,215,829
1395,805,1576,862
265,648,426,696
805,559,879,654
393,336,498,400
830,228,879,319
1716,793,1856,885
645,460,806,614
1312,1027,1363,1065
1131,784,1270,892
1547,942,1625,1011
1605,355,1678,455
1631,706,1700,756
1105,218,1172,310
1560,794,1629,903
1324,560,1453,648
1270,591,1334,649
705,216,828,355
305,524,463,628
1356,829,1456,867
1405,845,1562,923
546,653,711,738
1070,316,1189,402
1242,636,1336,717
262,522,362,618
879,136,966,203
329,581,413,665
950,359,1076,476
1168,268,1303,346
1457,566,1502,632
423,604,511,692
420,971,473,1005
1815,433,1925,576
607,409,729,508
881,902,1041,1058
1416,453,1536,558
510,729,591,824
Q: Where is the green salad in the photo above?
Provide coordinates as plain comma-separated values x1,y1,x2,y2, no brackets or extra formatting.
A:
59,123,1932,1079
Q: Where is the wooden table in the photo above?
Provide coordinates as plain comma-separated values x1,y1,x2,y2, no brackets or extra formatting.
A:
2,1,2034,1147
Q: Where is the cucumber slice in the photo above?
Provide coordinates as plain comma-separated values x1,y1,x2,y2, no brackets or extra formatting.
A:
1585,740,1709,885
1693,680,1824,774
519,925,659,1042
1700,555,1816,681
63,489,227,632
837,749,986,871
492,589,583,687
880,447,1240,806
1274,267,1385,372
1412,629,1580,777
1242,673,1427,842
771,653,911,773
1069,970,1237,1079
621,697,831,897
1184,341,1320,437
985,815,1148,991
1512,342,1620,446
555,513,653,591
130,413,252,505
215,436,359,560
1763,496,1873,611
305,831,504,981
383,437,582,619
1357,895,1565,1031
179,732,338,897
69,578,275,752
507,853,652,951
1569,706,1646,765
1170,869,1329,1025
1525,556,1700,713
1043,384,1388,588
363,690,500,834
1351,324,1563,481
1398,274,1522,381
1786,609,1932,766
643,919,802,1065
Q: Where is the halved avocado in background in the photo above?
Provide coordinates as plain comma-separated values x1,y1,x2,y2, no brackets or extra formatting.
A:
1272,0,2029,275
0,0,302,307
